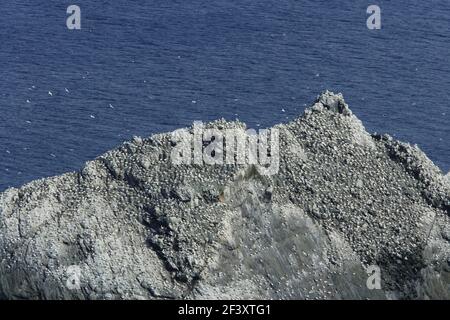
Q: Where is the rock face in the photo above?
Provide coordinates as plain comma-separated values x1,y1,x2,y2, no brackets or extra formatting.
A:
0,91,449,300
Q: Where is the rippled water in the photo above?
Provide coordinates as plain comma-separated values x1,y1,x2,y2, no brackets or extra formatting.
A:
0,0,449,191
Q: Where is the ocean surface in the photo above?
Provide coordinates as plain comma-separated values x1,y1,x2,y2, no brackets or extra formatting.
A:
0,1,449,191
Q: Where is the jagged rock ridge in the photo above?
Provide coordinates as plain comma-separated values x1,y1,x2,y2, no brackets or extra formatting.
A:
0,91,449,299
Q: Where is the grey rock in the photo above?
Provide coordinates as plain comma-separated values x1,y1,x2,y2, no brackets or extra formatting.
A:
0,91,449,300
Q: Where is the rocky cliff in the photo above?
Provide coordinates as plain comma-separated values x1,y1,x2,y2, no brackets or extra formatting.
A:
0,92,449,299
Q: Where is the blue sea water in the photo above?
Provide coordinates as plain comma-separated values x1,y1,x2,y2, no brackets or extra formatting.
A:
0,0,449,191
